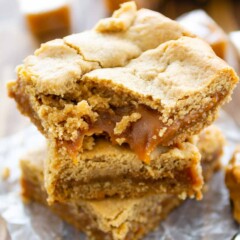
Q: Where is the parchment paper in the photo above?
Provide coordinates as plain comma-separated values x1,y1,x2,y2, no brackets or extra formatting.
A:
0,111,240,240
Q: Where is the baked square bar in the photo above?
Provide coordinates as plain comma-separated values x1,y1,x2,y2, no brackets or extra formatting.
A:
46,135,203,202
46,126,223,203
20,128,222,240
225,146,240,223
8,2,238,163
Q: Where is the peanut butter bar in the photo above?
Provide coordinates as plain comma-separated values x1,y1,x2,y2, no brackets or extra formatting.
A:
8,2,238,164
20,126,223,240
46,136,203,203
46,126,223,203
225,146,240,223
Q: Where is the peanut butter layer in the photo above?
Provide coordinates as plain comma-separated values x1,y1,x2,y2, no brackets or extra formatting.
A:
8,2,237,164
20,127,222,240
42,126,223,203
225,146,240,223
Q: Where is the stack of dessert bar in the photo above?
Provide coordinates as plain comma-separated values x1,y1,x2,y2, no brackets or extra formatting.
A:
8,2,238,239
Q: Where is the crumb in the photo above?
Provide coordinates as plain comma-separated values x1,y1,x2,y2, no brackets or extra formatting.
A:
167,118,173,126
115,138,126,145
178,192,187,200
145,165,155,177
1,167,10,180
114,113,141,135
158,127,167,137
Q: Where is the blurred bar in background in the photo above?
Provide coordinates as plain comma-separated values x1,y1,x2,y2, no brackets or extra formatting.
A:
19,0,72,42
104,0,163,12
177,10,228,59
103,0,240,32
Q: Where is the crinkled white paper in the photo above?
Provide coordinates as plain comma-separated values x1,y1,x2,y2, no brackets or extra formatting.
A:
0,111,240,240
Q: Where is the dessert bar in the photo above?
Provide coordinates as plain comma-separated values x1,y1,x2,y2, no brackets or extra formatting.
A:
44,126,223,203
8,2,238,163
46,136,203,202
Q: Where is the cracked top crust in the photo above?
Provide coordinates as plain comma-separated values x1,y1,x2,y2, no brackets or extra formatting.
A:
18,1,194,96
20,39,99,96
84,36,234,109
17,2,238,104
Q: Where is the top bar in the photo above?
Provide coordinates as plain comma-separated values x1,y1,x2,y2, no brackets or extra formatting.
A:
8,2,238,162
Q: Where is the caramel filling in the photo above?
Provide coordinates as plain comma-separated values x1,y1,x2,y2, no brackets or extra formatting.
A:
62,92,222,164
93,106,165,163
60,105,167,163
10,77,224,164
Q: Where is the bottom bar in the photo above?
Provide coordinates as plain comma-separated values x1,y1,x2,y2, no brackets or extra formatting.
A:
20,126,224,240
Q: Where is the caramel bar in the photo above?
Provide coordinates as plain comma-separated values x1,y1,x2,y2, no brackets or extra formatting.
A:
8,2,237,163
47,126,223,203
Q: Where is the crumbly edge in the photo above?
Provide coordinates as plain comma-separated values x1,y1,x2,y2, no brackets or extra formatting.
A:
7,2,238,146
8,6,237,144
8,66,237,146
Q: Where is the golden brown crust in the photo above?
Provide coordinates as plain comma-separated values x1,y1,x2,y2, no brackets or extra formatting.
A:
225,146,240,223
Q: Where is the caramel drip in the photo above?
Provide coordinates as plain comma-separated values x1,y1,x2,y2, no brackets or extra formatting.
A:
93,106,164,163
59,92,224,164
59,134,84,165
